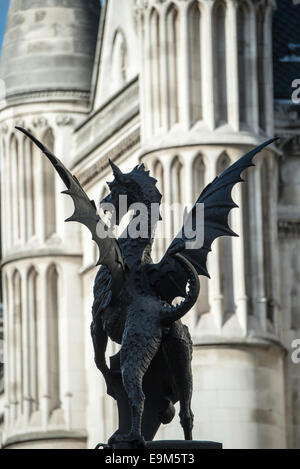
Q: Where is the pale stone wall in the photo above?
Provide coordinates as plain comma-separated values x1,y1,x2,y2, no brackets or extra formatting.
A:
0,0,299,450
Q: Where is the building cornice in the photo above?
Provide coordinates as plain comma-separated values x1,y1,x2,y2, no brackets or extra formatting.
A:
77,127,141,188
2,430,87,449
1,252,82,269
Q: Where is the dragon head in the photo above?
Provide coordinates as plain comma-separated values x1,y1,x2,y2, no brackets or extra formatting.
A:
100,160,162,225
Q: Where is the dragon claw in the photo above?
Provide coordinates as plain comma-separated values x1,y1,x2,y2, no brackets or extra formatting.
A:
109,432,146,448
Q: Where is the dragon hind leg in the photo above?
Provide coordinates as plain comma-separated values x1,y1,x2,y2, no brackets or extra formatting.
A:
113,334,162,447
163,321,194,440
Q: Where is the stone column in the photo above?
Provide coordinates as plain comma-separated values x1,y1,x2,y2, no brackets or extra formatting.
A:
267,153,280,333
150,8,161,135
138,9,148,143
231,150,248,335
3,270,11,428
11,138,19,245
4,135,12,252
253,160,267,330
178,1,190,130
18,134,27,244
206,149,224,330
202,0,215,130
34,129,45,242
264,4,275,136
1,136,7,253
183,150,198,332
143,9,152,142
161,153,173,245
159,4,169,132
249,7,259,133
21,268,31,423
226,0,239,131
7,269,17,424
38,263,50,429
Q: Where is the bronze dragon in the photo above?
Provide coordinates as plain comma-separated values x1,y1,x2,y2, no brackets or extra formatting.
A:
17,126,277,447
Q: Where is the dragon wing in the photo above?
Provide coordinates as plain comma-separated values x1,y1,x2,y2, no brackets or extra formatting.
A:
16,127,125,302
147,138,278,303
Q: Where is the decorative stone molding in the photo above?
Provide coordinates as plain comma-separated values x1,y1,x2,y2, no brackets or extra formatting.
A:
56,115,74,127
14,118,25,128
32,116,48,128
79,129,140,187
5,90,90,106
1,123,8,134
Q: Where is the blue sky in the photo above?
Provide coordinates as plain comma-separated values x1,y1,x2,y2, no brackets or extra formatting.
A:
0,0,9,55
0,0,103,56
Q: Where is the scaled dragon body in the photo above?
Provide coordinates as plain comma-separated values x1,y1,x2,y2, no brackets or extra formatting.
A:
17,127,277,447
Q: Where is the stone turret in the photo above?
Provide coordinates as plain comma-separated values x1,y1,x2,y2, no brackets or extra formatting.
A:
0,0,100,449
135,0,286,448
0,0,100,101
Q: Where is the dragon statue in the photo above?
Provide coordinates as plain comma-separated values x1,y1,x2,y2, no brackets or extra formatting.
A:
17,127,277,448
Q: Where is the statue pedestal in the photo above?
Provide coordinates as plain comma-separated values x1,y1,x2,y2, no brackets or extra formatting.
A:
97,440,222,450
146,440,222,449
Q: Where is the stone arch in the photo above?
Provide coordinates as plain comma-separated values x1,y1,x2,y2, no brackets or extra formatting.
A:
170,156,184,238
111,28,128,93
192,153,205,201
153,159,164,197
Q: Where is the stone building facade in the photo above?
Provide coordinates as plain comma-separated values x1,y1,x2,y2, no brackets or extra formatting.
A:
0,0,299,449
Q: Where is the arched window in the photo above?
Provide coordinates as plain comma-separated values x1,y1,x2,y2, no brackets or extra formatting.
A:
237,3,252,127
42,129,56,240
111,29,128,93
188,1,202,125
192,154,205,201
27,267,39,411
166,4,180,128
150,9,162,133
46,264,60,412
213,2,228,126
12,270,23,415
23,132,36,240
170,157,183,238
256,6,266,131
217,153,234,316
